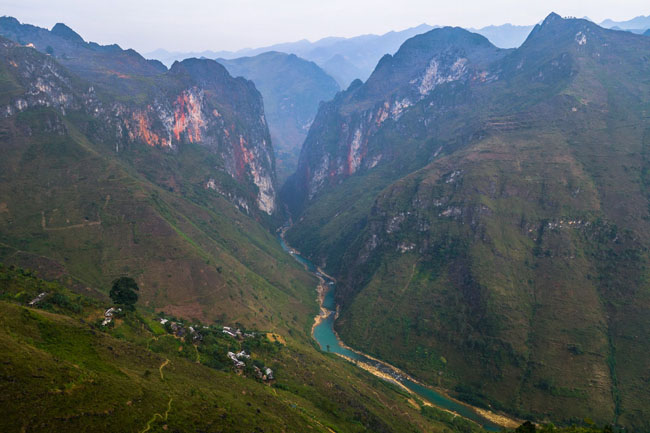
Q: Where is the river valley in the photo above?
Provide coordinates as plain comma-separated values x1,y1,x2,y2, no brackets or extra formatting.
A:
278,229,517,431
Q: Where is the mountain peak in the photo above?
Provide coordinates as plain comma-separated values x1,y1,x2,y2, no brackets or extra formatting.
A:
541,12,563,26
0,16,20,27
170,57,230,80
522,12,601,49
51,22,84,44
399,26,494,55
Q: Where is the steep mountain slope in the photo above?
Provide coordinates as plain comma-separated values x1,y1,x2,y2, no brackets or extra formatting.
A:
284,14,650,429
0,18,277,216
0,27,296,333
0,17,166,96
0,20,520,433
282,26,510,250
218,52,339,183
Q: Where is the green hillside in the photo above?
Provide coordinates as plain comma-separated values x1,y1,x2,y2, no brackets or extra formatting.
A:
0,105,312,332
0,263,467,433
284,15,650,429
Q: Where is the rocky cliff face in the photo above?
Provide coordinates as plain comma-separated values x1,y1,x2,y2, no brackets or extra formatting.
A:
218,52,340,183
0,20,277,215
282,27,507,213
285,15,650,428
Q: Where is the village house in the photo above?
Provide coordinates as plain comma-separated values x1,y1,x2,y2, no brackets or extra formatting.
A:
253,365,275,382
28,292,48,306
170,322,186,338
101,306,122,326
222,326,242,338
222,326,255,339
235,350,250,359
227,351,246,368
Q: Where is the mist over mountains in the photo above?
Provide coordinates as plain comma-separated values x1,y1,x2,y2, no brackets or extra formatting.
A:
146,14,650,88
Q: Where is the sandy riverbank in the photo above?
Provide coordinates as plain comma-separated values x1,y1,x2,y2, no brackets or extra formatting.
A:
282,225,521,430
332,328,521,428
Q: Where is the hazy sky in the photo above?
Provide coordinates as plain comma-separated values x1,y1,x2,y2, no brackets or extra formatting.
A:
1,0,648,53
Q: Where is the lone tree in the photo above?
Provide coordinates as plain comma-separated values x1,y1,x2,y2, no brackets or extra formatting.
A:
109,277,139,310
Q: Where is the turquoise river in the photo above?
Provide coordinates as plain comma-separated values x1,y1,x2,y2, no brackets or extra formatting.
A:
279,232,503,431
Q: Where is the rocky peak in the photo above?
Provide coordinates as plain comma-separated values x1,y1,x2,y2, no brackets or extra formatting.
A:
522,12,603,50
282,27,507,214
50,23,84,44
348,27,502,111
170,57,232,83
541,11,563,26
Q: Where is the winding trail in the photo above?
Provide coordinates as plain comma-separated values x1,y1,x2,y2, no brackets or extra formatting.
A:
139,396,173,433
138,358,173,433
159,358,170,380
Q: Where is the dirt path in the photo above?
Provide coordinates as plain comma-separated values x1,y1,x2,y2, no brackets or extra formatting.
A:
41,211,101,231
193,344,200,363
159,358,170,380
139,396,173,433
138,359,173,433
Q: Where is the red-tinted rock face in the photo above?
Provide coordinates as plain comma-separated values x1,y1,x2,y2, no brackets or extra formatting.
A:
128,110,169,147
0,39,277,215
173,90,204,143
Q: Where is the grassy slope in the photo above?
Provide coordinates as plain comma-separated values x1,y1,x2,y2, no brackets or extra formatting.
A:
335,95,650,427
0,263,476,433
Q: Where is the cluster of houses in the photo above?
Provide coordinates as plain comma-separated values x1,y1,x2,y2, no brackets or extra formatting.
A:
226,350,274,381
222,326,255,339
159,318,204,343
254,365,274,381
227,350,250,368
102,307,122,326
154,317,274,382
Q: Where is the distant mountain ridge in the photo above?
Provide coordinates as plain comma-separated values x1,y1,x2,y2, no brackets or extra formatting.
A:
468,23,534,48
148,24,437,87
217,52,339,182
147,14,650,88
599,14,650,32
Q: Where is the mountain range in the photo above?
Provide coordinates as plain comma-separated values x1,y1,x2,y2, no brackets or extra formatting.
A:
1,10,649,433
147,15,650,89
283,13,650,430
0,15,466,433
147,24,436,88
600,14,650,33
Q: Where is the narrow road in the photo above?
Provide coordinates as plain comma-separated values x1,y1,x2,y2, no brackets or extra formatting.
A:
159,358,170,380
